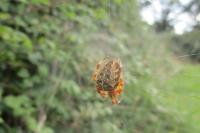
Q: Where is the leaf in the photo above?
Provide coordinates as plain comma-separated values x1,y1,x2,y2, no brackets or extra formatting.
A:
114,0,124,5
28,52,42,64
18,68,30,78
61,80,81,96
94,8,106,20
0,12,11,20
4,95,35,116
0,117,4,124
23,79,34,88
38,64,49,77
31,0,49,5
26,117,38,131
0,25,33,51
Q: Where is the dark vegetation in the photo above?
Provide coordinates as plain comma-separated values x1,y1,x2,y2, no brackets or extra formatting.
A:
0,0,199,133
173,30,200,62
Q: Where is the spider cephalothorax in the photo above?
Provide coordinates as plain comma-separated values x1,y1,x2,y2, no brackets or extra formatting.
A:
92,57,124,104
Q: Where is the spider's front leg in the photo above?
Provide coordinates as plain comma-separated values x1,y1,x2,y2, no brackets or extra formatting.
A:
92,63,100,81
92,73,97,81
109,79,124,104
110,95,120,104
109,89,121,105
112,79,123,95
96,86,107,98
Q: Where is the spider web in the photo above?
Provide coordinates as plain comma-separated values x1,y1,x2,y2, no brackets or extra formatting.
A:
104,0,200,105
177,52,200,58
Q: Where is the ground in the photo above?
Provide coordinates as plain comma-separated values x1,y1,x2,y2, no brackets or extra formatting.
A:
160,63,200,132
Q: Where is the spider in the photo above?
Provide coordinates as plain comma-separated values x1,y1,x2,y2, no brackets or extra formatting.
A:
92,57,124,104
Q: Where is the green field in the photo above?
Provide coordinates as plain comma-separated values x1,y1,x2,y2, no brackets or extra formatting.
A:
160,64,200,132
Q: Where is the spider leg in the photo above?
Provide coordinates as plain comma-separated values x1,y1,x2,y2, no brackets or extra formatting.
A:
110,79,123,95
108,90,120,105
110,95,120,104
109,79,124,104
92,63,101,81
96,86,107,98
92,73,97,81
116,79,124,95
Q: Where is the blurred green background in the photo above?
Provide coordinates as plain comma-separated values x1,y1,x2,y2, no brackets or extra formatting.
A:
0,0,200,133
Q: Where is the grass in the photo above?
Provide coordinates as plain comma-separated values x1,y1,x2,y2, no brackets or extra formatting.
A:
159,63,200,132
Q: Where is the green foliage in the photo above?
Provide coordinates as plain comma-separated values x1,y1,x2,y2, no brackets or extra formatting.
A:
0,0,190,133
31,0,50,5
173,30,200,62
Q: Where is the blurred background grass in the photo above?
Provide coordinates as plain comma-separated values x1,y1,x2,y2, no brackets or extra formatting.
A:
0,0,200,133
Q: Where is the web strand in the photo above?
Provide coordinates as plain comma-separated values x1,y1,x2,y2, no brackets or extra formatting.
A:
176,52,200,58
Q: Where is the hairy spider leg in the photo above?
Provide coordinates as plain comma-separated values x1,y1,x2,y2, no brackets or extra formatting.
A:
92,73,97,81
109,79,124,104
96,86,107,98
